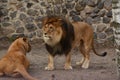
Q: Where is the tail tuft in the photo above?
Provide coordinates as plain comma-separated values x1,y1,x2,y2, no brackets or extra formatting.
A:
101,52,107,57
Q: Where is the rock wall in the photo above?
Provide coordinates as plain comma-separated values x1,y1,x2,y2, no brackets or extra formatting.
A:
112,0,120,78
0,0,113,46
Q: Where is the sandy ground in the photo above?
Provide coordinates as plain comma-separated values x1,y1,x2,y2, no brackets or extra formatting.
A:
0,42,119,80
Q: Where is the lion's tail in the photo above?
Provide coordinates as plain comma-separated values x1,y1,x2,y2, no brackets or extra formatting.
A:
92,41,107,57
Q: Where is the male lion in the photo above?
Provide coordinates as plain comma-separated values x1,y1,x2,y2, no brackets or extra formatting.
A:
42,16,107,70
0,37,37,80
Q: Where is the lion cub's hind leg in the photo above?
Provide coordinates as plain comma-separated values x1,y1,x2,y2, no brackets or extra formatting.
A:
0,62,4,76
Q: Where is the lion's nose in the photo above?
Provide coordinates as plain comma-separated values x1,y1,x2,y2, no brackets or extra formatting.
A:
44,33,47,35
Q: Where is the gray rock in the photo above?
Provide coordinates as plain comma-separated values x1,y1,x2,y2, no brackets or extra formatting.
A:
40,2,46,7
0,9,8,17
103,17,111,23
85,17,93,25
107,36,114,43
94,32,97,39
105,27,113,36
66,3,75,9
97,1,104,9
0,11,3,17
92,16,101,23
19,7,26,12
106,10,112,17
104,0,112,10
66,0,73,2
16,27,24,33
11,33,25,41
0,27,14,36
25,17,34,23
37,23,42,29
27,32,36,38
3,17,10,22
98,9,106,17
90,13,98,18
32,0,39,3
84,6,93,14
36,30,42,37
25,23,37,32
72,15,81,21
75,1,86,11
70,10,79,16
62,9,68,15
2,22,11,27
0,0,8,3
97,32,107,39
93,8,100,13
80,11,86,19
13,20,22,28
10,11,17,19
27,9,39,16
87,0,96,7
97,23,107,32
27,3,33,8
19,13,27,21
35,16,43,22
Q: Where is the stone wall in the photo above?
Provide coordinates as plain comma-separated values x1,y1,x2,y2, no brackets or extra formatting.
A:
0,0,113,46
112,0,120,78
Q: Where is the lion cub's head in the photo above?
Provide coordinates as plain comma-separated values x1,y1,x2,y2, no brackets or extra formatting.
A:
42,17,63,46
8,37,31,53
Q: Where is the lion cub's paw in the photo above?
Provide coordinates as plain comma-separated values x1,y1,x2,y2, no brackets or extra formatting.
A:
45,66,54,70
64,65,73,70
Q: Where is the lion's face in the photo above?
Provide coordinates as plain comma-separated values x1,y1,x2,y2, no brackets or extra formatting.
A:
42,23,63,46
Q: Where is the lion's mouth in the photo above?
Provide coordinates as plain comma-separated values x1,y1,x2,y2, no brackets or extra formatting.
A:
43,35,52,40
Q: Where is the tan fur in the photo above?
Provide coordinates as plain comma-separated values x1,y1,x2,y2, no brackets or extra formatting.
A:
0,38,37,80
42,17,107,70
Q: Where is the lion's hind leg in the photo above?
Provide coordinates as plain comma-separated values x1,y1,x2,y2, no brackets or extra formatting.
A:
76,40,85,66
77,40,91,69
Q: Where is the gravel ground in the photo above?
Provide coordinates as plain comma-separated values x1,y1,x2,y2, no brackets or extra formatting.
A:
0,43,119,80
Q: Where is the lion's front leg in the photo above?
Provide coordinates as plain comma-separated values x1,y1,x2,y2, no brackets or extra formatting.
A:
64,53,72,70
45,54,54,70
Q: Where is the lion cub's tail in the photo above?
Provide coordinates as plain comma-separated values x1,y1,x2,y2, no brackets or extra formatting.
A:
92,43,107,57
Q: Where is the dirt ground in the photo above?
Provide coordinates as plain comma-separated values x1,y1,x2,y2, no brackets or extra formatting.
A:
0,40,119,80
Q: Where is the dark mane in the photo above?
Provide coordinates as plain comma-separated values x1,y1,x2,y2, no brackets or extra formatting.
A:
45,16,75,56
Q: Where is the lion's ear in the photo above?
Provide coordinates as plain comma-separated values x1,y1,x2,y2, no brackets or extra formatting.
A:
42,17,48,25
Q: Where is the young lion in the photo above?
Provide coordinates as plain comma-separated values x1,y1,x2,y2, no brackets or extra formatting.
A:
0,37,37,80
42,16,107,70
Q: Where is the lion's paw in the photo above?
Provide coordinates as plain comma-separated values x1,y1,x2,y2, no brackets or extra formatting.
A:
45,66,54,70
76,61,82,65
64,65,73,70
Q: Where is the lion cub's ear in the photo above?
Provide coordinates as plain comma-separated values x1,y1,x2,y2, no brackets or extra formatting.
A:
23,37,27,42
